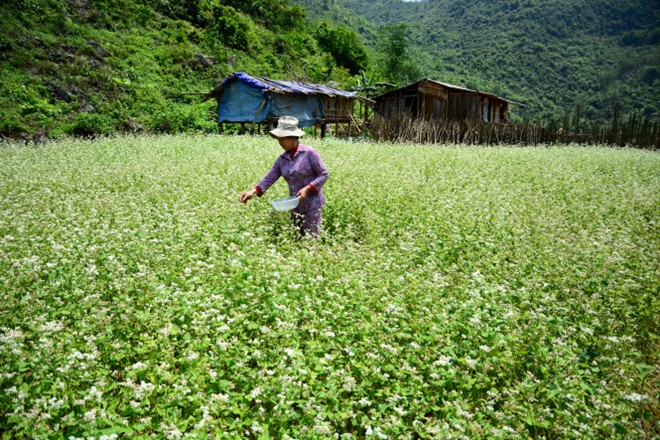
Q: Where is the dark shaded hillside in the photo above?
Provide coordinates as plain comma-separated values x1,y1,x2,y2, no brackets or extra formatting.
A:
297,0,660,122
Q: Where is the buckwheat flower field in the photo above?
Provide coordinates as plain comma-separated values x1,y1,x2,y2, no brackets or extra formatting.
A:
0,135,657,439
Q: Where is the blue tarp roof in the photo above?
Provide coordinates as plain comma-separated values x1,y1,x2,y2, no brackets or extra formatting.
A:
217,72,359,127
220,72,359,99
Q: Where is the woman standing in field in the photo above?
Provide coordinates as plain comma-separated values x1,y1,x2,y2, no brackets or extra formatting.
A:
240,116,329,237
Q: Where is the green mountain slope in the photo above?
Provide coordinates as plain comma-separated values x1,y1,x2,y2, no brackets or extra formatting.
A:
296,0,660,122
0,0,363,138
3,0,656,137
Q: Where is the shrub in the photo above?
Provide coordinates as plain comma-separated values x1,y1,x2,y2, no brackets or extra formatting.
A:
316,22,371,75
0,113,29,137
213,5,255,51
65,113,114,137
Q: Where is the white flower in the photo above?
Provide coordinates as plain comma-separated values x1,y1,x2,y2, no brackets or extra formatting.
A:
83,408,97,422
39,321,64,333
249,387,263,399
342,376,356,391
134,381,155,399
85,264,99,276
581,327,594,335
212,393,229,403
365,425,388,439
314,424,332,435
84,386,102,402
623,392,648,403
434,355,452,366
161,422,183,440
47,397,64,410
380,343,397,354
158,325,173,336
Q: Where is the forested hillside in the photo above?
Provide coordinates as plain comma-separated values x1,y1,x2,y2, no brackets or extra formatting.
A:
296,0,660,122
0,0,369,138
1,0,657,138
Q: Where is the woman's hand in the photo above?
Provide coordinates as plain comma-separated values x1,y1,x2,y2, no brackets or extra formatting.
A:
240,188,257,203
296,185,312,200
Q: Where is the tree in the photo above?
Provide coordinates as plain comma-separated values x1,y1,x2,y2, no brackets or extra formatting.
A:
316,22,370,75
218,0,305,29
378,24,421,85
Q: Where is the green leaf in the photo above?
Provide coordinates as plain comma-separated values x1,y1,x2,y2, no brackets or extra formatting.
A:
258,425,271,440
100,426,135,436
636,362,655,379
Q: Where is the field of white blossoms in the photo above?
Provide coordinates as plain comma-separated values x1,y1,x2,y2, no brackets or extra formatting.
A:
0,134,658,439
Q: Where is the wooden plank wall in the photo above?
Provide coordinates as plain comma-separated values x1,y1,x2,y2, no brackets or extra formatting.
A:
321,97,355,122
374,80,512,124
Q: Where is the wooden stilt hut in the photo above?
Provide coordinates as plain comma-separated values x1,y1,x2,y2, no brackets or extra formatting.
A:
373,78,522,124
205,72,368,137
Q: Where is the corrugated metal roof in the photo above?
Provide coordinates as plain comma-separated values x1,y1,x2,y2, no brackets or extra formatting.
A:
221,72,359,99
376,78,525,106
427,79,476,94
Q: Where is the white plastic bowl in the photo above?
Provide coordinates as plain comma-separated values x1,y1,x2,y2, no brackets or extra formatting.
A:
270,195,301,211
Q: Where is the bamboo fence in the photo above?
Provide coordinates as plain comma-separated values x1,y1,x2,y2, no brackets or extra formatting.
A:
368,111,659,149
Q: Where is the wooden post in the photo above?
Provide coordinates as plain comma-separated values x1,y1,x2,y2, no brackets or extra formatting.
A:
218,123,223,134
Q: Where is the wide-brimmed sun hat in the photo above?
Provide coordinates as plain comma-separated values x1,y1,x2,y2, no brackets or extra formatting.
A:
269,116,305,138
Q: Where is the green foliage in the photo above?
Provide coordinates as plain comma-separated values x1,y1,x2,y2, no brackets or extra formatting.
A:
0,0,360,138
219,0,306,29
0,136,657,437
65,113,114,137
2,0,658,135
212,5,259,51
377,23,422,85
0,113,29,137
297,0,660,123
147,103,217,133
152,0,214,27
315,22,371,75
622,28,660,46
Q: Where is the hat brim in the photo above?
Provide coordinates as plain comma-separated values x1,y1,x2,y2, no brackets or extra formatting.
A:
269,128,305,138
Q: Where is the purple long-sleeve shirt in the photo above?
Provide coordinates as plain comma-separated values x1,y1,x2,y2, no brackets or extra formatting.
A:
256,144,328,213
